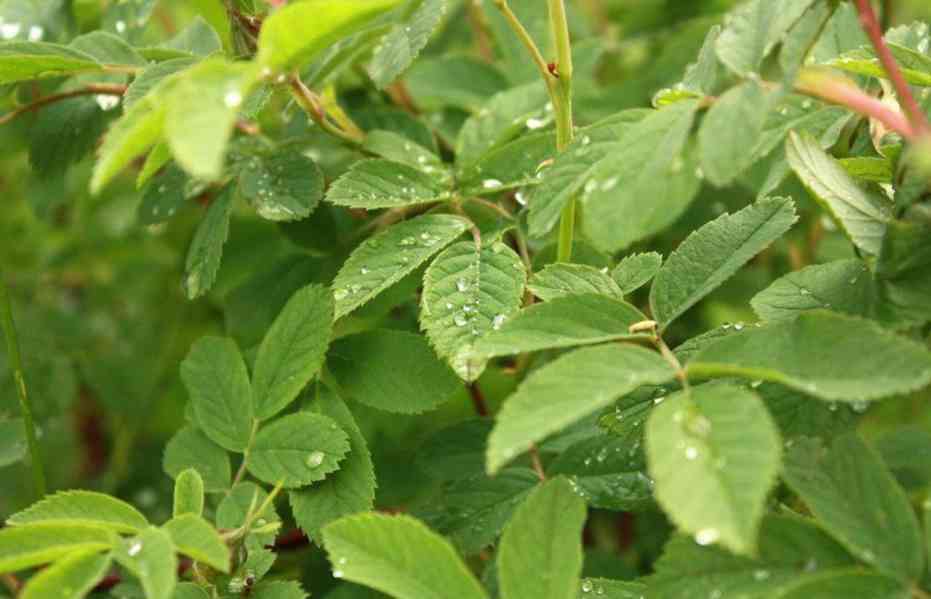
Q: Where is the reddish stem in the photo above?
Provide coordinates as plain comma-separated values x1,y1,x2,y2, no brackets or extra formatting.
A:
0,84,126,126
468,382,489,417
853,0,930,135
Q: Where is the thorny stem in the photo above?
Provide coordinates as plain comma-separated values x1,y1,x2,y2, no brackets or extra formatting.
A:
289,77,365,146
0,83,126,126
853,0,930,136
0,274,46,498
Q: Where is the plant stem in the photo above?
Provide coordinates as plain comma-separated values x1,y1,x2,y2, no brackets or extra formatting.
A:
0,83,126,126
0,275,46,498
289,77,365,146
853,0,930,136
230,420,259,491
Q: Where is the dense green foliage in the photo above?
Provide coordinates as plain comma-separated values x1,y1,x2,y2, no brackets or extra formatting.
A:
3,0,931,598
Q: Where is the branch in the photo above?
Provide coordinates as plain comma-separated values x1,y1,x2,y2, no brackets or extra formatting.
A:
795,69,916,140
853,0,930,136
0,83,126,126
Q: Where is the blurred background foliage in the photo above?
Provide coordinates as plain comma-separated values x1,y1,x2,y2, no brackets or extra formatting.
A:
2,0,931,588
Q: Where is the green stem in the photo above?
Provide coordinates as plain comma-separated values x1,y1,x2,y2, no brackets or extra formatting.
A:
0,275,46,498
548,0,576,262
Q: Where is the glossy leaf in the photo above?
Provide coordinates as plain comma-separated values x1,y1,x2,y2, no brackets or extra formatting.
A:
20,550,111,599
7,490,148,534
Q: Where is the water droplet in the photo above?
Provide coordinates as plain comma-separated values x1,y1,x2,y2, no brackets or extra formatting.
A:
801,99,813,110
851,400,869,414
694,528,720,546
799,287,811,296
115,20,127,33
27,25,42,41
482,179,503,190
601,177,619,191
95,94,120,111
581,580,594,593
334,288,349,300
733,322,744,331
128,541,143,556
399,236,416,246
515,190,527,206
454,313,468,327
685,446,699,460
804,557,818,572
333,569,344,578
686,413,712,437
753,569,770,581
360,267,369,275
306,451,325,468
456,278,469,292
526,117,546,129
224,90,243,108
0,22,20,39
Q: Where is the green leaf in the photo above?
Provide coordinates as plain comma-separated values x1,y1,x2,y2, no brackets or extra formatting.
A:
473,294,650,359
258,0,404,73
217,482,281,539
183,186,235,300
332,214,468,319
777,570,909,599
361,130,444,170
238,150,324,222
528,264,622,302
416,419,493,482
580,102,703,253
328,330,461,414
161,16,222,57
114,527,177,599
646,383,782,556
326,159,449,209
70,30,145,65
247,412,350,488
163,425,231,493
250,581,309,599
7,490,148,534
0,418,25,467
0,524,115,573
180,336,254,452
611,252,663,295
165,60,258,181
827,44,931,87
138,164,190,225
577,578,644,599
687,311,931,402
839,156,894,183
421,468,538,554
421,240,526,381
786,131,892,256
487,344,676,474
252,284,334,420
321,513,488,599
650,197,798,328
498,477,586,599
20,550,111,599
368,0,447,88
29,96,111,178
715,0,818,76
457,131,558,196
0,41,101,84
123,58,198,109
172,583,210,599
698,80,771,186
404,56,508,112
290,385,376,542
162,514,230,573
751,259,873,323
173,468,204,517
647,514,857,598
782,434,924,580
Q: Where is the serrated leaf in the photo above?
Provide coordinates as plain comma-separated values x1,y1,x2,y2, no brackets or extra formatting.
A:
322,513,488,599
839,156,894,183
548,434,654,511
650,197,798,328
180,336,254,452
28,96,111,178
782,434,923,580
0,524,115,573
498,477,586,599
138,164,189,225
114,527,177,599
0,41,101,84
332,214,468,319
612,252,663,295
251,581,309,599
161,16,222,57
421,241,526,381
827,44,931,87
183,186,234,299
457,131,558,196
252,284,333,420
577,578,644,599
360,130,443,170
20,550,111,599
162,514,230,573
647,514,857,598
416,419,493,482
487,344,676,474
786,131,892,255
123,57,198,109
581,102,703,253
421,468,538,554
760,382,856,443
405,56,508,112
173,583,210,599
528,264,622,302
778,570,909,599
165,60,258,181
258,0,403,73
238,151,324,222
698,80,771,186
715,0,818,76
6,490,148,534
326,159,449,209
163,425,231,492
688,311,931,402
369,0,447,88
473,294,650,358
247,412,350,488
217,482,281,547
70,30,145,65
646,383,782,556
751,259,873,323
328,329,461,414
290,384,376,542
173,469,204,517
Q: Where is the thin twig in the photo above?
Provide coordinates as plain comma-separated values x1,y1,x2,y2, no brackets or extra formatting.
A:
0,83,126,126
853,0,930,135
468,382,489,417
289,77,365,146
0,274,46,498
529,445,546,481
490,0,556,96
